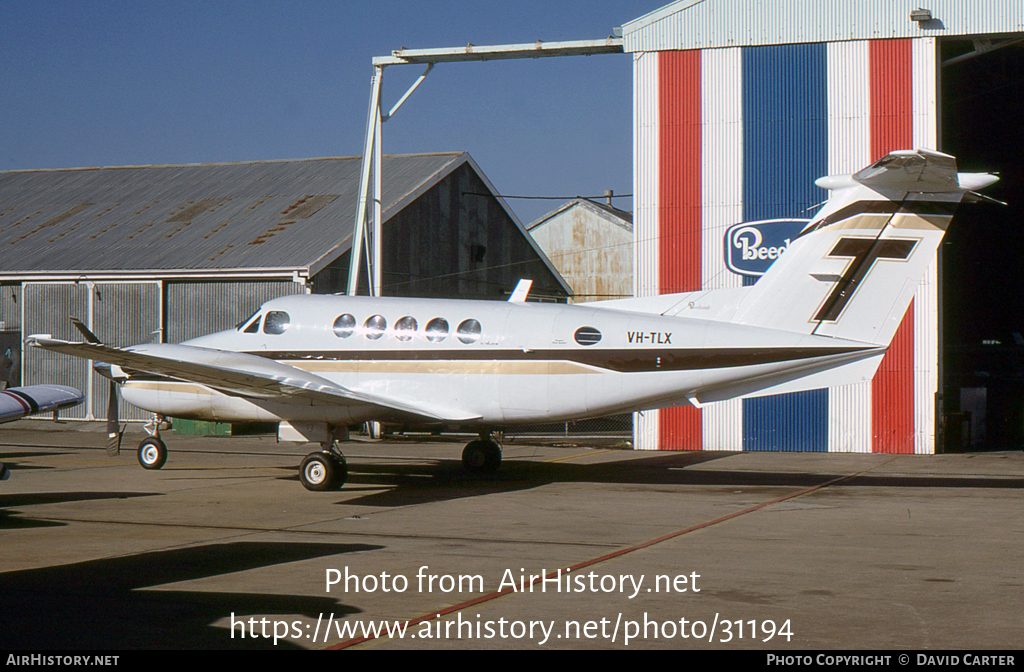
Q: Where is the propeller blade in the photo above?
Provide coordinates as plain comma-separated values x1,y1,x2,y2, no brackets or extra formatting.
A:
0,348,12,391
106,380,122,456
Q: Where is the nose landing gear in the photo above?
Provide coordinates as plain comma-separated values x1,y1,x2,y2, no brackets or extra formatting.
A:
137,414,169,470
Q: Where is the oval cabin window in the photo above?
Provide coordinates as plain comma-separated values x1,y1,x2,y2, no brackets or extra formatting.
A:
425,318,449,343
333,314,356,338
457,319,482,344
364,315,386,340
395,316,417,341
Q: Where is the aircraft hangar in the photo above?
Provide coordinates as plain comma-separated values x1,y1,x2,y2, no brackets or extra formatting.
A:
0,152,568,422
623,0,1024,453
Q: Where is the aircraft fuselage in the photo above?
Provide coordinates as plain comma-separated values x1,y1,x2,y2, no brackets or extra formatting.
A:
119,293,877,429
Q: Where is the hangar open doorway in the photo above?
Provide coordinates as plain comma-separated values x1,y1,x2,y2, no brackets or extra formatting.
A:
941,36,1024,451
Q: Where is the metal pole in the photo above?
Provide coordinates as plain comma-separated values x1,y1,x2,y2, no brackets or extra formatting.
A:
347,65,384,296
372,98,383,296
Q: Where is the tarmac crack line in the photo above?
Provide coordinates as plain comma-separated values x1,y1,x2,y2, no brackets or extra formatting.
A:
328,458,899,650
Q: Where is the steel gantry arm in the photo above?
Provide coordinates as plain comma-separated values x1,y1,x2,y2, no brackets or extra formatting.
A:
345,37,623,297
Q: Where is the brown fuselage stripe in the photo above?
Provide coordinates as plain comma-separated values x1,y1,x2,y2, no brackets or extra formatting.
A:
243,346,875,374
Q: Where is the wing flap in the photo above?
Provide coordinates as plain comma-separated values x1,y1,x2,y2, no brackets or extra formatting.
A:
27,337,480,423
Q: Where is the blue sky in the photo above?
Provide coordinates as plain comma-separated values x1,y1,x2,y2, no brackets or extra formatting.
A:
1,1,663,224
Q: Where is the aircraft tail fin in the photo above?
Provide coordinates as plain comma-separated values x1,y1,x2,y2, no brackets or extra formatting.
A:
729,149,997,346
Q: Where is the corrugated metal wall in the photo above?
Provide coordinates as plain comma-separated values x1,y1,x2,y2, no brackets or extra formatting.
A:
166,281,305,343
22,283,91,419
19,279,304,421
0,286,20,331
633,37,940,453
91,283,161,421
624,0,1024,54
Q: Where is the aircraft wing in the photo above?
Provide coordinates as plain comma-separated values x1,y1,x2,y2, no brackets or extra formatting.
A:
26,337,481,423
0,384,84,423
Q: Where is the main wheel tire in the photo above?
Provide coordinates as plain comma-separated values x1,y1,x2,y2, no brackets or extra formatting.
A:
300,452,343,491
462,439,501,474
138,437,167,470
326,452,348,488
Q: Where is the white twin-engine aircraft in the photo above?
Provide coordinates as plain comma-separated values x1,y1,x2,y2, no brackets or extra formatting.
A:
28,149,997,491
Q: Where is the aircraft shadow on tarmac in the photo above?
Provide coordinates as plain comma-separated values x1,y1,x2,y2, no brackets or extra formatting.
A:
0,492,157,530
0,450,75,473
307,451,1024,508
0,541,380,649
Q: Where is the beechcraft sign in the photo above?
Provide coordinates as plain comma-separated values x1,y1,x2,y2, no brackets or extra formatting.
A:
725,219,810,277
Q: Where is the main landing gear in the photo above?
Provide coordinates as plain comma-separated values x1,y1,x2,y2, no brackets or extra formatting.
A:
462,433,502,474
137,414,169,470
299,441,348,492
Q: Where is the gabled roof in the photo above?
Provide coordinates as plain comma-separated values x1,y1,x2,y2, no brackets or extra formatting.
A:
527,197,633,234
0,153,476,279
623,0,1024,52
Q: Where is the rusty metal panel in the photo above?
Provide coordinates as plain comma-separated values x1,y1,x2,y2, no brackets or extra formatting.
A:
527,200,633,302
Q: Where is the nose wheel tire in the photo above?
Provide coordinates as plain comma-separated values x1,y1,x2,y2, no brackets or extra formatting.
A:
138,437,167,470
462,439,501,474
300,451,347,491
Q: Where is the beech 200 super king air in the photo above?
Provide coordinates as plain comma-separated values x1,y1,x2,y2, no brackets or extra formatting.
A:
28,149,998,491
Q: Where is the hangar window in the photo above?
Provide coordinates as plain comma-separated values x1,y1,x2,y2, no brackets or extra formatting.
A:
364,315,386,340
395,316,417,341
457,319,482,344
425,318,449,343
243,315,261,334
263,311,290,335
333,314,356,338
574,327,602,346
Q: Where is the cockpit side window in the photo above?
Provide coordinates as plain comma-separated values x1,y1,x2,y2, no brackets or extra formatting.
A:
243,315,262,333
263,311,291,335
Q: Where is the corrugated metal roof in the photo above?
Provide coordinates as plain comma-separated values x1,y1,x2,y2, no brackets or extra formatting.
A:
624,0,1024,52
0,153,466,277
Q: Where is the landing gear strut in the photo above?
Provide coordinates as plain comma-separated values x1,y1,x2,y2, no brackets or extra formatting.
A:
299,440,348,492
137,414,169,470
462,433,501,474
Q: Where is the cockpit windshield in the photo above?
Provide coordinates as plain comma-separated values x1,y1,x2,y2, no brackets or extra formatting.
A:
236,310,260,331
